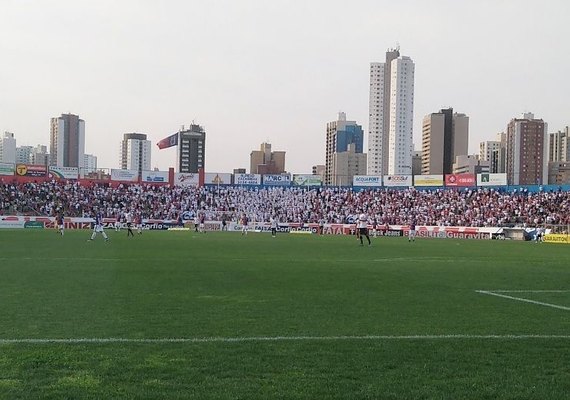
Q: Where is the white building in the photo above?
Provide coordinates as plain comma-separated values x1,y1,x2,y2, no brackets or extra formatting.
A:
453,154,490,174
0,132,16,163
31,145,49,166
369,48,415,176
16,146,33,164
120,133,151,173
50,113,85,167
84,154,97,173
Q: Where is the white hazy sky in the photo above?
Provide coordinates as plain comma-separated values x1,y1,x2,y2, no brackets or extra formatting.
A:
1,0,568,173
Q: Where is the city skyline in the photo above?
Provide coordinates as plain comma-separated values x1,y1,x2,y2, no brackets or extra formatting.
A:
0,1,568,173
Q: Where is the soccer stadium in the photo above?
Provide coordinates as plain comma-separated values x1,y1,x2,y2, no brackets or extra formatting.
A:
1,174,569,399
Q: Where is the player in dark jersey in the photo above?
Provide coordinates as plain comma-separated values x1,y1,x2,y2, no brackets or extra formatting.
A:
56,212,64,236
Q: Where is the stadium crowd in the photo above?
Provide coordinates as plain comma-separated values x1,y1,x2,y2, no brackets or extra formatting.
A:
1,180,569,227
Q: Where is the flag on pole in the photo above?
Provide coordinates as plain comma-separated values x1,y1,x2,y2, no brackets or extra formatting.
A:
157,133,179,149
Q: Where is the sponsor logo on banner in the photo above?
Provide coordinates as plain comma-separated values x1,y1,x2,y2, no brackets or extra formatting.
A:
383,175,412,187
544,234,570,244
414,175,444,187
111,169,139,182
477,173,507,186
205,173,232,185
49,167,79,180
445,174,476,187
16,164,47,177
353,175,382,187
142,170,168,183
234,173,261,185
174,173,199,187
0,162,15,176
292,174,322,186
263,174,291,186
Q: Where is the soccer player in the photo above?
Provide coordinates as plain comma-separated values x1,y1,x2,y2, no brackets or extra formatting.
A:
241,213,249,236
357,212,371,246
270,215,277,238
89,211,109,242
56,212,64,236
135,213,143,235
409,218,416,242
125,210,134,237
114,212,122,232
194,214,200,233
199,213,206,233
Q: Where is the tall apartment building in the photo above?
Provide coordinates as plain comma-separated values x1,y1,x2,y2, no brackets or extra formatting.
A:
479,133,505,173
506,112,548,185
178,124,205,173
549,126,569,162
332,143,367,186
16,146,33,164
421,108,469,175
31,145,49,166
50,113,85,168
120,133,151,173
325,112,364,185
369,47,415,176
0,132,16,163
250,142,286,174
84,154,97,173
453,154,490,174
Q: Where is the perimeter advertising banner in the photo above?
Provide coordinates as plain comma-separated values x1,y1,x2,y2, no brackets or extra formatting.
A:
383,175,412,187
0,162,15,176
445,174,476,187
49,166,79,180
142,170,169,183
477,173,507,186
292,174,322,186
204,173,232,185
263,174,291,186
111,169,139,182
353,175,382,187
413,175,444,187
174,173,199,187
16,164,47,177
234,173,262,185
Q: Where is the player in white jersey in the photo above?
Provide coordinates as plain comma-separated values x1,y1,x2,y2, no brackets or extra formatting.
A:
270,216,277,237
357,213,371,246
241,214,249,236
89,212,109,242
125,211,134,237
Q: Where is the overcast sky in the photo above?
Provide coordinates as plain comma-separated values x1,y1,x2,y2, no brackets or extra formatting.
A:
1,0,568,173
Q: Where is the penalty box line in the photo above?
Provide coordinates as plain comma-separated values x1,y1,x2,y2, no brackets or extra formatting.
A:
1,334,570,345
476,290,570,311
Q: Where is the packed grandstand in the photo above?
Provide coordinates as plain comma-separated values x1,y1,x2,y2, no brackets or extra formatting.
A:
1,181,569,227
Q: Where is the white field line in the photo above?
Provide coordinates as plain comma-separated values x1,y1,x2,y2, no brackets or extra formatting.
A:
1,334,570,345
476,290,570,311
488,290,570,293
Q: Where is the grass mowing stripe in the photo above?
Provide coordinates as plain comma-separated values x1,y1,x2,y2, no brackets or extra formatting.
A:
2,334,570,344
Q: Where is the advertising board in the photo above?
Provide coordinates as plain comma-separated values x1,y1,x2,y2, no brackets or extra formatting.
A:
263,174,291,186
0,162,15,176
174,173,199,187
16,164,47,177
111,169,139,182
445,174,476,187
292,174,322,186
142,170,169,183
413,175,444,187
204,173,232,185
49,167,79,180
234,173,262,185
477,173,507,186
353,175,382,187
383,175,412,187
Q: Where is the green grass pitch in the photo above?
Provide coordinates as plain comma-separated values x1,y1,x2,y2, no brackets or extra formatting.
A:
0,229,569,399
